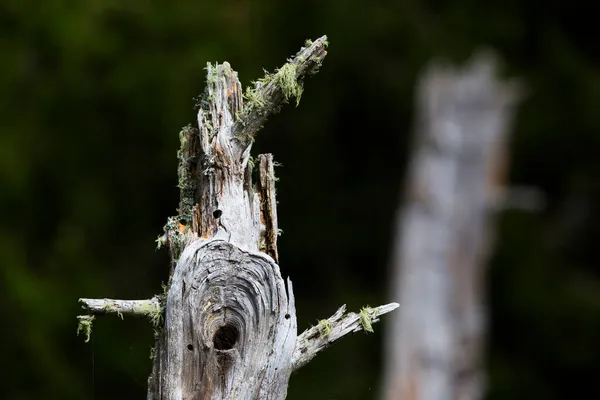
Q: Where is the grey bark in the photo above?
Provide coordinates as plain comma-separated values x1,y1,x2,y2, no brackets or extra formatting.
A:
77,36,398,400
292,303,399,371
79,297,161,317
382,52,522,400
147,239,297,399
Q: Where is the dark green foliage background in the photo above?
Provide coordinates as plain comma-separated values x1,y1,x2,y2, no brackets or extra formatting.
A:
1,0,599,399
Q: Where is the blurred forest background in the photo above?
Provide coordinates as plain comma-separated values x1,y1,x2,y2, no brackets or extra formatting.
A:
1,0,599,399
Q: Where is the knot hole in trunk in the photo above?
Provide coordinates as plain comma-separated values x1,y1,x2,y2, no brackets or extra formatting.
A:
213,324,239,350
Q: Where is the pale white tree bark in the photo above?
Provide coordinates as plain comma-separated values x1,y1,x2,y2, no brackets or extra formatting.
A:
382,51,522,400
79,297,161,318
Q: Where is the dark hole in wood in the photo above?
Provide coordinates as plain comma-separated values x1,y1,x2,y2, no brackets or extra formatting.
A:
213,209,222,219
285,314,290,319
213,325,238,350
187,344,194,351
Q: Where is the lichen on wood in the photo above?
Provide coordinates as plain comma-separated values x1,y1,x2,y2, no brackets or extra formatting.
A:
291,303,398,371
76,315,95,343
78,297,162,325
233,36,329,142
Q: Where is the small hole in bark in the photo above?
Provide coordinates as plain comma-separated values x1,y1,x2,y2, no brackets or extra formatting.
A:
213,209,222,219
285,314,290,319
213,325,238,350
187,344,194,351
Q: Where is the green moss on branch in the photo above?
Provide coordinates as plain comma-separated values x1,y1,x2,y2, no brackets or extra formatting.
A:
77,315,95,343
233,35,328,141
359,306,374,334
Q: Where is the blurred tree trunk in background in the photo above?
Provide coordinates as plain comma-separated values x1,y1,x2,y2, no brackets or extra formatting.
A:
382,52,521,400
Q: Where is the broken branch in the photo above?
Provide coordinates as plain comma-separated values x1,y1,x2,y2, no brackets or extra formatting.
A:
291,302,399,371
79,297,162,324
233,35,329,141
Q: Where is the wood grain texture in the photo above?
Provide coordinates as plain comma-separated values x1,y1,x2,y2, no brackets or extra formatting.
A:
147,239,296,400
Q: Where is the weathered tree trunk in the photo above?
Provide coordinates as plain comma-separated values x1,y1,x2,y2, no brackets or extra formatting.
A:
78,37,398,400
382,52,522,400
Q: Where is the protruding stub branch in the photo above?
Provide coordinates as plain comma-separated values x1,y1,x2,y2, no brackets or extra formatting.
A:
79,297,162,323
233,35,329,142
76,297,162,343
291,302,399,371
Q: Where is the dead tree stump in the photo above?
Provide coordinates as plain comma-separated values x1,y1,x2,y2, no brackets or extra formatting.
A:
78,36,398,400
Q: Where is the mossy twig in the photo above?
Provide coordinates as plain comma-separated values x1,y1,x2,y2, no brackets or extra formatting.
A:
233,35,329,142
77,297,163,342
292,302,398,371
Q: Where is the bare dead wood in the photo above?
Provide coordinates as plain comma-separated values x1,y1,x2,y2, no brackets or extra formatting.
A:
292,303,399,371
77,36,397,400
147,239,297,399
382,51,522,400
79,297,161,318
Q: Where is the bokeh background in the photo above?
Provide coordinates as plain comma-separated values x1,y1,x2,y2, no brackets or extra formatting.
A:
2,0,599,399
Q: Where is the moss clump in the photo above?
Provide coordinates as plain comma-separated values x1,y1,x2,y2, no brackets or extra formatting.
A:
317,319,333,337
102,302,124,319
205,62,219,87
159,216,187,261
155,234,167,250
247,155,256,171
359,306,374,334
77,315,95,343
274,63,303,106
244,84,267,108
143,301,163,328
243,71,275,112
